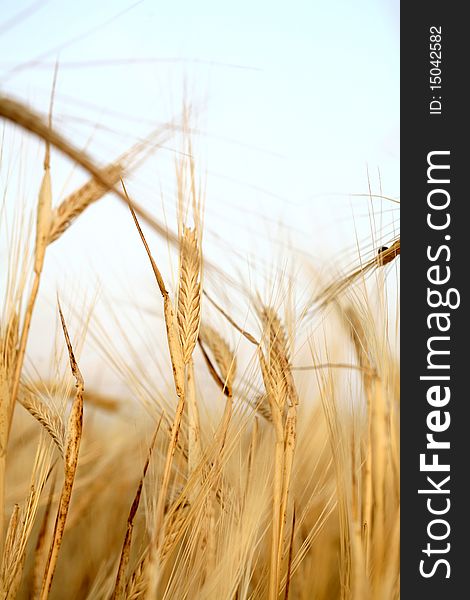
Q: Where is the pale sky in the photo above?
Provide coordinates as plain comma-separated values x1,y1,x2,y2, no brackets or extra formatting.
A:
1,0,399,237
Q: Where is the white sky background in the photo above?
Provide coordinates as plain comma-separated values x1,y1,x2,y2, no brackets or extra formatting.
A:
0,0,399,390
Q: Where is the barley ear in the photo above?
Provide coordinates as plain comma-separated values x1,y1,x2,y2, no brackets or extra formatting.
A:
49,163,123,244
34,166,52,275
18,387,66,459
199,325,236,397
122,179,185,398
259,307,298,600
177,227,202,364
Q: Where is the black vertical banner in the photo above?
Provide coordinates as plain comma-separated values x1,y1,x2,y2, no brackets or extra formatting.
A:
401,4,468,598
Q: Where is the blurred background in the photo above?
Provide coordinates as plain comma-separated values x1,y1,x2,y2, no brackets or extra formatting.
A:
0,0,399,393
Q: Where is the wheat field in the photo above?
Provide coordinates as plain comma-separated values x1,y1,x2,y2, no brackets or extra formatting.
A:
0,88,399,600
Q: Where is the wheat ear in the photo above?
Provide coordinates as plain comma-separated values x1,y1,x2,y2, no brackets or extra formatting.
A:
259,307,298,600
176,226,203,475
177,227,202,364
48,163,123,243
40,302,84,599
199,324,237,398
18,388,65,458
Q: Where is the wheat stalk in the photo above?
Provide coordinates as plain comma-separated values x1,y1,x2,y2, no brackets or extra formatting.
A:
31,478,56,600
1,136,53,542
112,420,161,600
0,463,51,599
0,313,19,533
